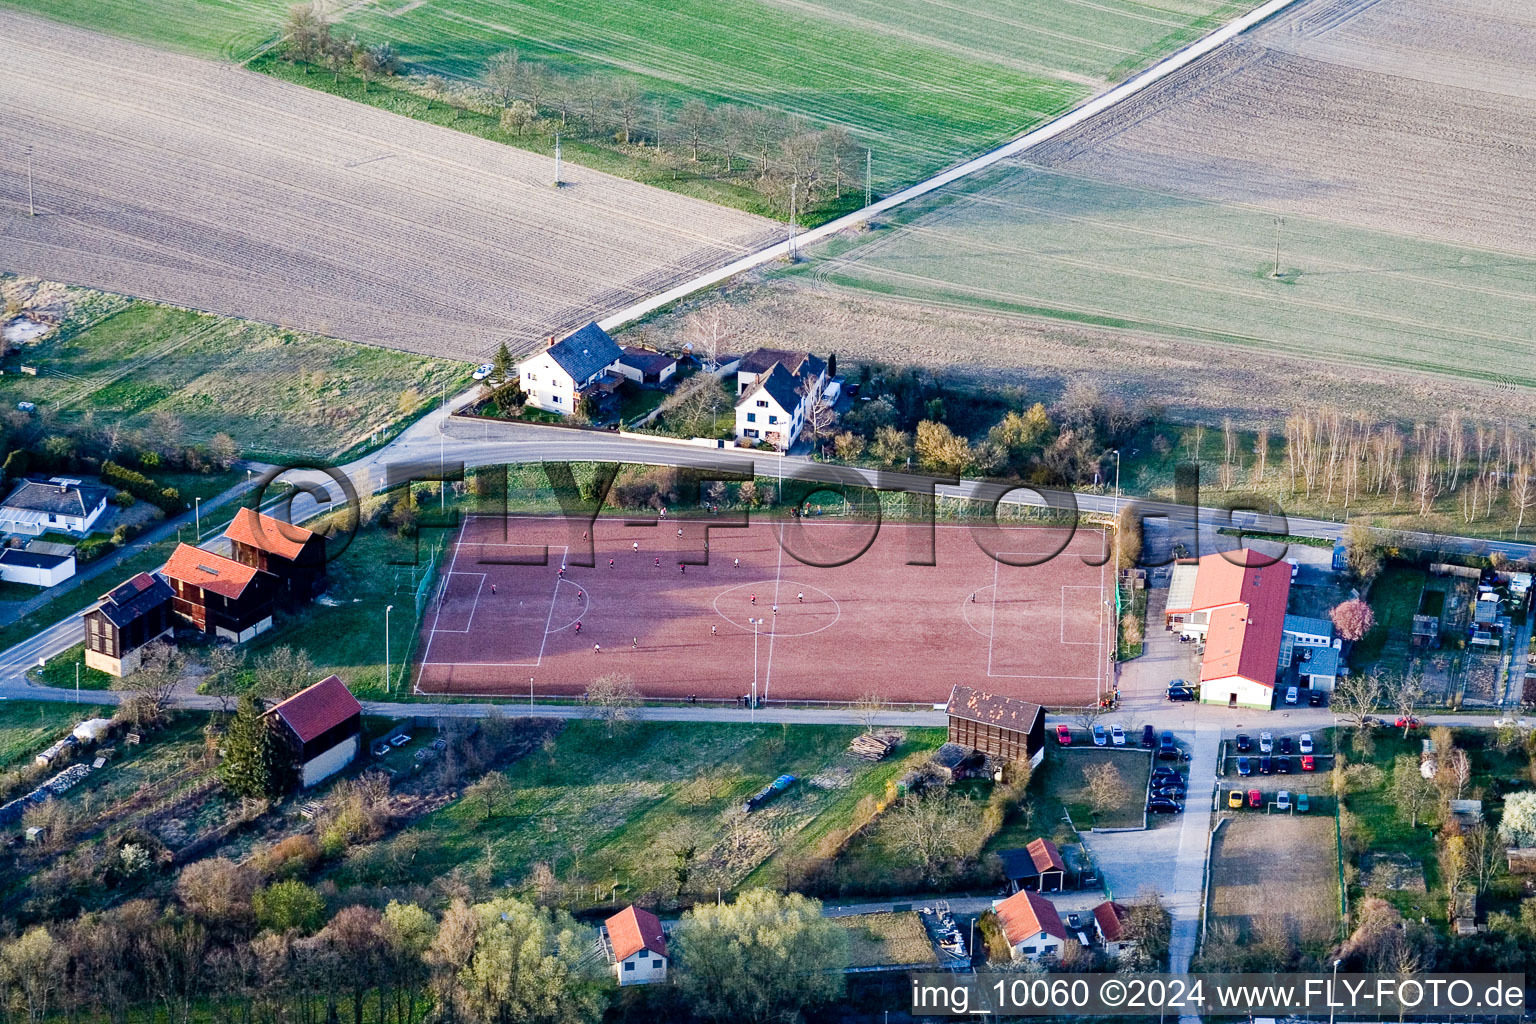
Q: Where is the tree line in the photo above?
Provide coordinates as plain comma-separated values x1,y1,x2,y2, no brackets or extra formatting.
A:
281,7,870,219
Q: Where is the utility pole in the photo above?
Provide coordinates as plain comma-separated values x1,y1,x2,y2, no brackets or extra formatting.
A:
788,182,797,259
193,496,201,541
384,604,394,693
26,146,35,217
553,134,562,187
865,148,871,208
440,382,446,513
1272,216,1284,277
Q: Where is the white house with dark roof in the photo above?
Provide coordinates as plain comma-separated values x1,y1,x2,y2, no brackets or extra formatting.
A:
735,348,826,396
0,547,75,588
0,478,110,537
517,322,623,415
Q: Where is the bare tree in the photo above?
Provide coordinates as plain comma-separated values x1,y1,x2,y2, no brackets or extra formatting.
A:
1512,461,1535,537
588,674,641,736
283,3,331,71
353,43,396,95
1392,754,1435,828
611,79,643,144
251,645,316,700
1330,672,1384,732
119,641,185,729
518,64,549,117
1390,674,1426,738
421,74,446,111
1465,821,1505,894
687,304,734,372
1084,761,1128,820
482,50,521,109
678,100,712,162
889,791,976,884
852,690,884,732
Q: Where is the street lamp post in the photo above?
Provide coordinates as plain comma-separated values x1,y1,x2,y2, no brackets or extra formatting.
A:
193,496,201,541
1328,958,1341,1024
384,604,394,693
748,617,764,721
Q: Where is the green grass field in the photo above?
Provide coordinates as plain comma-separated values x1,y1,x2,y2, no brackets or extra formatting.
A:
807,166,1536,389
2,296,467,461
0,702,111,771
5,0,1255,191
335,720,947,905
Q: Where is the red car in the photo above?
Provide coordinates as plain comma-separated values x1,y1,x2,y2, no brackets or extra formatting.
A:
1247,789,1262,808
1300,754,1316,771
1056,724,1072,746
1396,716,1420,729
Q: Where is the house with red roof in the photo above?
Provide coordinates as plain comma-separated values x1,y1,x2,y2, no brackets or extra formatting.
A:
992,890,1069,961
161,543,277,643
1163,549,1291,709
601,905,668,985
265,675,362,788
1092,901,1134,956
224,508,327,602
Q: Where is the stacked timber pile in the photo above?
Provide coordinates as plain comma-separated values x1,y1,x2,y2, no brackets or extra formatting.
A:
850,730,901,761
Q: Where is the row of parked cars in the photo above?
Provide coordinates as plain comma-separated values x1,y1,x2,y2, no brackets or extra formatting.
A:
1228,789,1310,813
1149,764,1186,814
1234,731,1317,774
1060,722,1182,760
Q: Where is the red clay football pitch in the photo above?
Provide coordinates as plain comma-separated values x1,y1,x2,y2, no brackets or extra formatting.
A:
414,515,1111,706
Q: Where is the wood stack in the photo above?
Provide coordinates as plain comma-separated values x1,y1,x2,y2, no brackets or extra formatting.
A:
850,730,901,761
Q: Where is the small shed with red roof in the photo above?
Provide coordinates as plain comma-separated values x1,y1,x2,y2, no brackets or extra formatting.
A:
1092,900,1134,955
602,905,668,985
265,675,362,788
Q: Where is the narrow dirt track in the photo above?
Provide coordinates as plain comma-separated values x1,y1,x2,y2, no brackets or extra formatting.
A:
0,11,778,359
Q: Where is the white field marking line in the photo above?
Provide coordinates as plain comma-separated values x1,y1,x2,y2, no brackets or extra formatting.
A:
961,585,996,639
533,545,572,667
545,580,592,634
987,555,1001,676
762,520,787,701
1061,585,1105,645
430,573,488,635
594,0,1306,332
711,581,842,638
419,515,469,670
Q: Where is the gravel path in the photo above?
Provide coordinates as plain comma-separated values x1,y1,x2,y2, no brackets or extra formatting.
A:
0,10,777,360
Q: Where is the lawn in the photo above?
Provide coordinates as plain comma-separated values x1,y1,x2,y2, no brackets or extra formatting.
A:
32,643,114,691
807,165,1536,391
0,701,111,772
0,0,289,59
1208,813,1340,950
1353,566,1427,671
333,720,947,907
1037,746,1151,831
837,911,937,968
0,293,467,461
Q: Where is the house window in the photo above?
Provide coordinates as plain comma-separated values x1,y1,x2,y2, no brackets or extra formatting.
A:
624,961,635,972
744,429,759,438
652,959,663,969
1023,946,1037,954
746,413,756,423
756,400,768,407
553,396,561,404
527,374,536,382
769,415,778,425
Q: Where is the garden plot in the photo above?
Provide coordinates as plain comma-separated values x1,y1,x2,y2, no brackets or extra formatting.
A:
1208,813,1338,949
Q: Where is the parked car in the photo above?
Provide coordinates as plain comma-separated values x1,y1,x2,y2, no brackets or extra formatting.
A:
1298,733,1314,754
1247,789,1262,808
1296,793,1310,813
1260,755,1273,775
1259,732,1273,753
1166,683,1196,702
1153,767,1183,782
1235,734,1252,752
1309,690,1325,707
1279,736,1293,755
1301,754,1316,772
1111,725,1126,747
1056,724,1073,746
1228,789,1245,809
1159,731,1178,759
1237,756,1252,776
1141,725,1156,749
1396,716,1421,729
1285,686,1299,705
1148,799,1183,814
1093,724,1107,746
472,363,493,380
1276,790,1291,812
1276,756,1292,775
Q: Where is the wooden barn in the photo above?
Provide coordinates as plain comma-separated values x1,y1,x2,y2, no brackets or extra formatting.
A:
161,544,277,643
945,685,1046,769
224,508,327,602
82,571,174,677
266,675,362,788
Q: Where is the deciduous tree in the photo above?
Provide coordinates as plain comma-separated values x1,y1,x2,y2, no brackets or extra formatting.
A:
1330,597,1376,641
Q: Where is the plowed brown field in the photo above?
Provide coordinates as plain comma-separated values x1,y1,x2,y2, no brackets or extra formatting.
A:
0,11,777,360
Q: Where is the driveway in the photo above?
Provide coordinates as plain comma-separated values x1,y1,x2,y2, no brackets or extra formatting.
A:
1118,587,1200,706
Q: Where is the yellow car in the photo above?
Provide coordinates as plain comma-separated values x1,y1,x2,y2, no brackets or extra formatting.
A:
1228,789,1244,809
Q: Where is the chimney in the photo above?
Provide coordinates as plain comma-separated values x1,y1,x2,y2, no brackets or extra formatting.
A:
546,335,556,348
